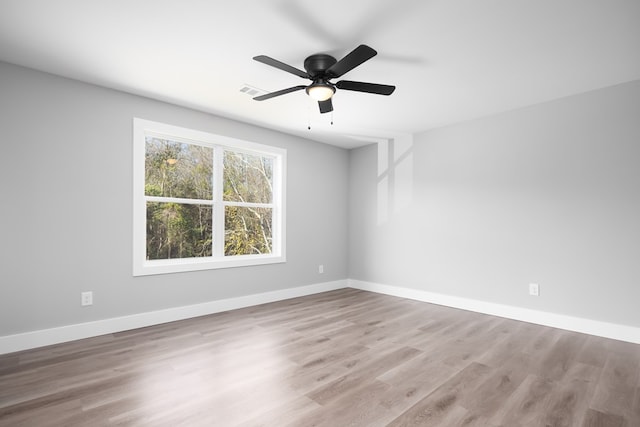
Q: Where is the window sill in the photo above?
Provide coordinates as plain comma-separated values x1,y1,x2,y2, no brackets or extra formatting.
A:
133,254,286,276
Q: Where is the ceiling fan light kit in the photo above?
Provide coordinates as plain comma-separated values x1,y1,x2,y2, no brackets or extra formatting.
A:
253,44,395,113
306,82,335,101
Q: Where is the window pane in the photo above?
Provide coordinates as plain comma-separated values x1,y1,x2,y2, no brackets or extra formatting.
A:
145,137,213,200
224,206,272,256
146,202,212,260
223,151,273,203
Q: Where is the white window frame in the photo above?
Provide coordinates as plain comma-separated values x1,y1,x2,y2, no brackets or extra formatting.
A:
133,118,286,276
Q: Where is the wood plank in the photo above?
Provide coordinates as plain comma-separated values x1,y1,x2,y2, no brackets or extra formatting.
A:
542,362,601,427
631,385,640,427
385,362,493,426
590,346,640,420
489,373,556,426
538,331,589,382
582,408,625,427
287,380,395,427
305,345,422,405
458,351,530,419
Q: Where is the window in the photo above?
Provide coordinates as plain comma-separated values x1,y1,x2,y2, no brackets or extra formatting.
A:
133,118,286,276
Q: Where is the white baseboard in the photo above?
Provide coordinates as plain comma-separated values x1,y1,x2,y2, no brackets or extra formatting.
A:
349,279,640,344
0,280,348,355
3,278,638,355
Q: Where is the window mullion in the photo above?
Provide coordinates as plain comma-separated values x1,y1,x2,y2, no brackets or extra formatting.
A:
272,154,282,256
222,201,274,209
213,146,225,257
145,196,214,205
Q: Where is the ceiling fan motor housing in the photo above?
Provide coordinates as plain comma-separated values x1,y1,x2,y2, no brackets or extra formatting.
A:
304,54,337,77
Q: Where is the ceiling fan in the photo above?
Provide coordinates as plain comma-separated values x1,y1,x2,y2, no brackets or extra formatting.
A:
252,44,395,114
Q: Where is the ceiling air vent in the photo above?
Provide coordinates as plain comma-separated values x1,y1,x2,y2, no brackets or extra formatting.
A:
239,84,266,97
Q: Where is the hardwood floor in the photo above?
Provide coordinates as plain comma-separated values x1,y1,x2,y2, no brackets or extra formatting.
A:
1,289,638,426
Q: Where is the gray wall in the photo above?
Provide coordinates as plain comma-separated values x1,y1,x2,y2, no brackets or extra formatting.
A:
2,59,639,338
0,62,349,336
349,80,640,327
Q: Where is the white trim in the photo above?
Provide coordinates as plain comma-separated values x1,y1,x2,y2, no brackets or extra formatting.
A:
213,145,224,258
3,278,638,355
0,280,347,355
146,196,213,205
348,279,640,344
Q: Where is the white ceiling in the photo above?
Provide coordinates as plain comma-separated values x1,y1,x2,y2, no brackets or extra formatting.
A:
1,0,639,149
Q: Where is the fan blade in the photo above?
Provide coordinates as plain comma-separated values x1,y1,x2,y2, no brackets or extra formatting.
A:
318,98,333,114
336,80,395,95
253,85,307,101
326,44,377,78
253,55,309,78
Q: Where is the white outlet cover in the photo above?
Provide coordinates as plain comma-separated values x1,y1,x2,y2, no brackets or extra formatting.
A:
81,291,93,306
529,283,540,296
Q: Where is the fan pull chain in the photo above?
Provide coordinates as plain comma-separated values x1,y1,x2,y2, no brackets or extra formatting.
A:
331,110,334,126
307,99,311,130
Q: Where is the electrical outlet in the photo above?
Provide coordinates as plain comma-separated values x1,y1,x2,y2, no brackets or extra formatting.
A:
318,265,324,274
529,283,540,296
81,291,93,306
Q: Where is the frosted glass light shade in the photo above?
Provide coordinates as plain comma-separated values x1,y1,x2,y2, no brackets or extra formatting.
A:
306,83,335,101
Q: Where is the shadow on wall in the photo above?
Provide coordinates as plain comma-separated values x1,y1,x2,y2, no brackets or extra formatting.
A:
377,135,414,225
